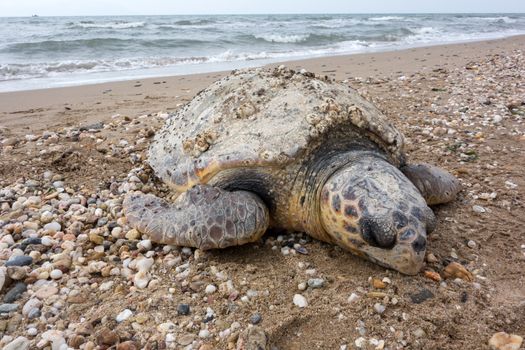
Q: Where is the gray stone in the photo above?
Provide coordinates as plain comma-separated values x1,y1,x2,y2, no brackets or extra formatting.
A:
4,282,27,303
307,278,325,289
0,303,19,313
3,336,30,350
5,255,33,267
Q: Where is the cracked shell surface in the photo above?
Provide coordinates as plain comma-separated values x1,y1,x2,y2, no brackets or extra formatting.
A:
149,67,405,191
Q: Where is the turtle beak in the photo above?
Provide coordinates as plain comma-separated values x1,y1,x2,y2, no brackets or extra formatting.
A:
361,229,427,275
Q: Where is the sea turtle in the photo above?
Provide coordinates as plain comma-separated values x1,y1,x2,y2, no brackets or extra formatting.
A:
123,66,461,275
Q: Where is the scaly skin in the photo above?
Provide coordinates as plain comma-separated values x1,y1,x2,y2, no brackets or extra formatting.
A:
123,185,269,250
320,153,436,274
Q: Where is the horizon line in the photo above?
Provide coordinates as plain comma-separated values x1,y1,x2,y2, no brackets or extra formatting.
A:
1,11,525,18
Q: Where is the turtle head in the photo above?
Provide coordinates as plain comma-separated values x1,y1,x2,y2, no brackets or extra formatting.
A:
320,153,436,275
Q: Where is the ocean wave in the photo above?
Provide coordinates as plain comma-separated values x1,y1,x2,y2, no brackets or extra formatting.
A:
2,37,220,54
253,33,311,43
461,16,517,24
368,16,405,21
173,19,216,26
67,21,146,29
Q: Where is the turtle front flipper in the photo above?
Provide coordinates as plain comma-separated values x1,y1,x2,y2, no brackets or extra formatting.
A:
401,163,461,205
123,185,269,250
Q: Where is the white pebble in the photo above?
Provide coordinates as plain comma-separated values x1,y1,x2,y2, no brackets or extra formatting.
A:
472,205,486,213
116,309,133,323
347,293,360,304
374,303,386,314
50,269,63,280
467,240,477,248
138,239,152,251
293,294,308,308
205,284,217,294
198,329,210,338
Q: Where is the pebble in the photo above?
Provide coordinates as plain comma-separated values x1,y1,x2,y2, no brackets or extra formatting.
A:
473,205,486,213
409,288,434,304
7,266,27,280
373,303,386,314
0,303,19,313
43,221,61,232
3,336,30,350
307,278,325,289
293,294,308,308
467,240,477,249
5,255,33,267
413,328,426,338
97,329,120,345
199,329,210,338
205,284,217,294
50,269,63,279
133,271,150,289
34,285,58,299
22,298,42,316
250,313,262,324
443,262,474,282
298,282,307,291
177,303,190,315
489,332,523,350
116,309,133,322
4,282,27,303
347,293,360,303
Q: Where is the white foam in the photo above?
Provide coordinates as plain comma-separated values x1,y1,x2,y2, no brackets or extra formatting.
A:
73,21,146,29
253,33,310,43
369,16,405,21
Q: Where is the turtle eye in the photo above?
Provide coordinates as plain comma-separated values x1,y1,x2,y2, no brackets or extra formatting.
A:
399,229,416,241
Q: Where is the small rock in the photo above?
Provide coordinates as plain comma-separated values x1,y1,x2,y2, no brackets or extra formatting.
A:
413,328,426,339
373,303,386,314
43,221,61,232
5,255,33,267
117,341,138,350
489,332,522,350
4,282,27,303
293,294,308,308
426,253,438,263
443,262,473,282
467,240,477,249
250,313,262,325
473,205,486,213
178,334,195,346
424,270,442,282
35,285,58,299
307,278,325,289
347,293,360,303
116,309,133,322
3,336,30,350
22,298,42,316
409,288,434,304
0,303,19,313
236,326,267,350
371,278,386,289
205,284,217,294
50,269,63,279
7,266,27,280
177,303,190,315
68,335,86,348
297,282,307,291
137,239,152,251
97,329,120,345
199,329,210,338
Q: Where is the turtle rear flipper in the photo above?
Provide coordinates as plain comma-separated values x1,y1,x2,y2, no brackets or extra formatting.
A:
401,163,461,205
123,185,269,250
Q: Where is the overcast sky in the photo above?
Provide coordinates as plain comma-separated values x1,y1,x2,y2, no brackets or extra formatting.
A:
1,0,524,17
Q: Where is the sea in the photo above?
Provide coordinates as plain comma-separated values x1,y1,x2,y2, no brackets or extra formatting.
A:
0,13,524,92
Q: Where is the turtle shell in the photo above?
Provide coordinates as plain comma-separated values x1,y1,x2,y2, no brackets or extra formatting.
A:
148,67,405,192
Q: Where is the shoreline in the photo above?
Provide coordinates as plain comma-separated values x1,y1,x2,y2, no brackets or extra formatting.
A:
1,33,525,94
1,34,524,135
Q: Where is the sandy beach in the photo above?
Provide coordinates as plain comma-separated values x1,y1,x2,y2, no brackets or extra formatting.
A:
0,35,524,349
